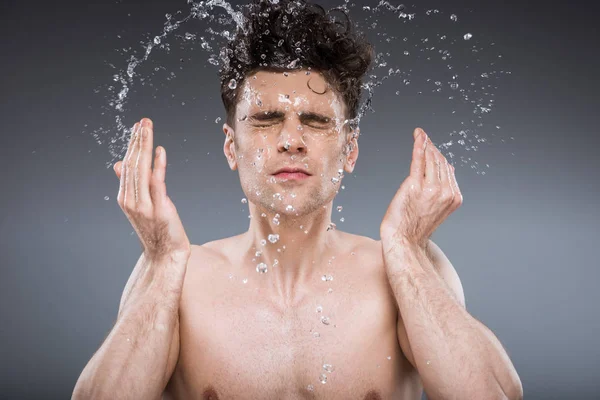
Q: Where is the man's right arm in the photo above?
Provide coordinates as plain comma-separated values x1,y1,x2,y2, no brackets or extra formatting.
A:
72,251,188,400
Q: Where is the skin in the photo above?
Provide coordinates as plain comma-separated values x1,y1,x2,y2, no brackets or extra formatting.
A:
164,70,424,398
114,70,429,399
220,70,361,303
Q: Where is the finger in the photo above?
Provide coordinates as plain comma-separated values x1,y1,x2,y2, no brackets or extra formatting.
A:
113,161,121,179
409,128,427,178
118,122,140,204
449,164,463,205
437,152,449,188
135,118,154,205
124,122,142,208
150,146,167,203
424,138,437,184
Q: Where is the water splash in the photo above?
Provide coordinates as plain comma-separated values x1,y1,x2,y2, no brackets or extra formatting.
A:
90,0,511,176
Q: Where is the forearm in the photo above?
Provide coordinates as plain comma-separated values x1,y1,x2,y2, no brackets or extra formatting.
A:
73,254,188,400
385,242,522,400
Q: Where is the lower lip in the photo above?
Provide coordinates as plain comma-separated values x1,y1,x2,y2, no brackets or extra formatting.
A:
274,172,310,180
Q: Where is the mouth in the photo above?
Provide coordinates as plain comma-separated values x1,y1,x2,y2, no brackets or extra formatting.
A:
272,168,311,181
273,172,311,180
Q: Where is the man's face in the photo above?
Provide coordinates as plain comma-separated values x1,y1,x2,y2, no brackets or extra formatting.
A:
223,69,359,217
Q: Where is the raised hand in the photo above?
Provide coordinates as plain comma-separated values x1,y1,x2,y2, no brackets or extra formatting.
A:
113,118,191,261
380,128,462,253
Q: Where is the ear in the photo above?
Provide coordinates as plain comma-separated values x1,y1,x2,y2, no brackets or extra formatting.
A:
343,127,359,174
223,123,237,171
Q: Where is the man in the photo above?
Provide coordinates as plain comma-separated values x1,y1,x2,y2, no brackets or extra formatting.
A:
73,1,523,399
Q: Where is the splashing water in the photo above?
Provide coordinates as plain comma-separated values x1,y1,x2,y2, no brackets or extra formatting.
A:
89,0,511,176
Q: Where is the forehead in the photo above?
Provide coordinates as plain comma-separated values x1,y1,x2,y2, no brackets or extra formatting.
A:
237,70,345,116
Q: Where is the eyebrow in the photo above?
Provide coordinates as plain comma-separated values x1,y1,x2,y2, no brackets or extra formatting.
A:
248,110,333,124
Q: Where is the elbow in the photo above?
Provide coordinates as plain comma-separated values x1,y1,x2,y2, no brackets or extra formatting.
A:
469,373,523,400
499,365,524,400
490,372,523,400
503,380,524,400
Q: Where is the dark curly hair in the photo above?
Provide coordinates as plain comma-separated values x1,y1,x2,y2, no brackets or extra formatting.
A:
218,0,374,132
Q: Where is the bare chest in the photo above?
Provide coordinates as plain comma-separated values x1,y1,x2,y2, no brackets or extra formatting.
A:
167,259,421,399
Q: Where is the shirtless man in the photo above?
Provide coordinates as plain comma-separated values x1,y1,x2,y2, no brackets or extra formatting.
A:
73,1,522,399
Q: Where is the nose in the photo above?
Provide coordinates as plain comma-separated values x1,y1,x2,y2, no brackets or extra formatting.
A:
277,117,306,153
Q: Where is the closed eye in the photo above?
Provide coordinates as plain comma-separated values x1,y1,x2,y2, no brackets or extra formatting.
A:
248,111,285,124
247,110,334,129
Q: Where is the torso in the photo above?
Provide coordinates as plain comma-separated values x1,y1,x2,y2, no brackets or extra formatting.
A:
164,232,423,399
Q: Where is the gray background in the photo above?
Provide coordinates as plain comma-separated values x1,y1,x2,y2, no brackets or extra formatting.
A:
1,0,599,399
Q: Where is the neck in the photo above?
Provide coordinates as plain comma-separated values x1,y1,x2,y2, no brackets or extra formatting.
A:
240,201,341,303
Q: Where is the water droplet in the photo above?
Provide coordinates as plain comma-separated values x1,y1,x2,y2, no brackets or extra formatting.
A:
104,196,110,201
337,206,343,212
463,33,473,40
243,278,248,284
450,14,458,22
215,117,222,123
228,79,237,90
426,360,431,365
273,259,279,267
312,331,320,338
153,36,161,45
255,251,262,257
327,222,337,231
241,198,247,204
319,374,327,384
328,288,333,294
340,217,345,222
323,364,334,373
286,205,294,212
331,177,339,184
387,356,392,360
268,234,279,243
321,316,330,325
256,263,268,274
316,305,323,313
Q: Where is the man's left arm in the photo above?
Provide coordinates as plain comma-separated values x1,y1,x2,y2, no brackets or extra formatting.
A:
385,238,523,400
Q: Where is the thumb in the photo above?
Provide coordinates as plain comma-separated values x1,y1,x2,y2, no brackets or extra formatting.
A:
413,128,422,140
113,161,121,178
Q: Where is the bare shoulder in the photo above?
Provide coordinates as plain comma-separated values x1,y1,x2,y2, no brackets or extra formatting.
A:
340,231,384,268
335,232,387,285
340,232,398,308
190,234,243,264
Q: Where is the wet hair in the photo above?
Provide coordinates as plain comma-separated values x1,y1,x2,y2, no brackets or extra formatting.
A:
218,0,374,131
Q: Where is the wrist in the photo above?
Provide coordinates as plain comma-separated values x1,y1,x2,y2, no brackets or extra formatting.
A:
382,235,424,258
144,249,191,265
